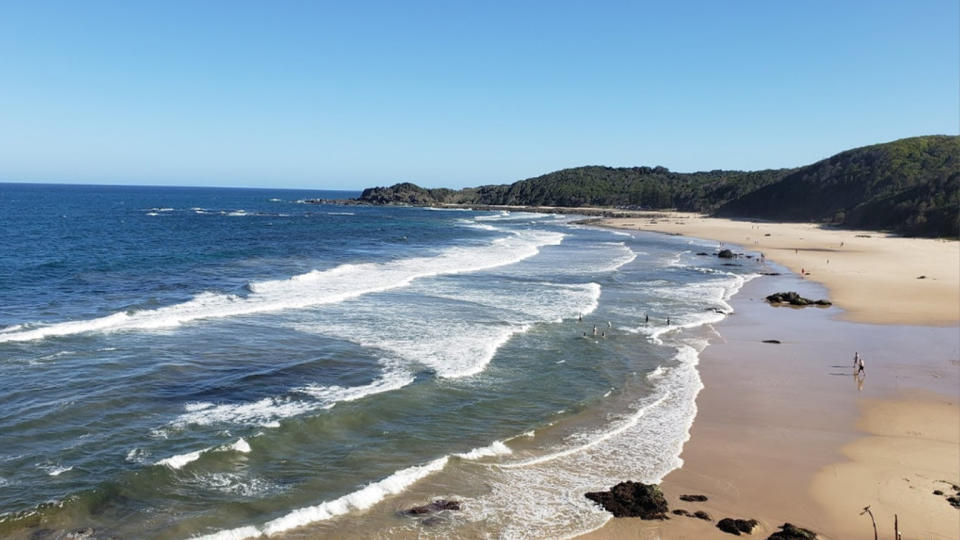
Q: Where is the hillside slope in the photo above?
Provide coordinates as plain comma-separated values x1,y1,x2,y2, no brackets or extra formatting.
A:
715,136,959,237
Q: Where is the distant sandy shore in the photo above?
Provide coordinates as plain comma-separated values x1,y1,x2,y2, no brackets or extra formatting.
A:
577,214,959,539
596,212,959,326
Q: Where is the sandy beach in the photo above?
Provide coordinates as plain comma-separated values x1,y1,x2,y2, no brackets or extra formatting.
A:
595,212,959,326
579,214,959,539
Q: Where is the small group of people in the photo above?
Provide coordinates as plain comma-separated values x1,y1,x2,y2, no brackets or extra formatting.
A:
577,314,611,338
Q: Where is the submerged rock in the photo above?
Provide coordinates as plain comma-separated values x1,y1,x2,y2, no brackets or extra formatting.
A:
762,339,781,344
718,249,735,258
767,522,817,539
404,499,461,515
584,481,670,519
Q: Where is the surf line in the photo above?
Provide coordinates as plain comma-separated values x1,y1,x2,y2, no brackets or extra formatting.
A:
495,390,672,469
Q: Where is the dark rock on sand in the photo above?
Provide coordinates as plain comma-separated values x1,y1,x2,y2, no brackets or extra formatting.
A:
933,489,944,495
947,495,960,508
917,275,926,279
762,339,781,344
718,249,735,258
679,494,708,502
673,509,691,516
717,517,759,535
765,292,832,307
404,499,461,515
694,510,712,520
767,522,817,539
584,481,670,519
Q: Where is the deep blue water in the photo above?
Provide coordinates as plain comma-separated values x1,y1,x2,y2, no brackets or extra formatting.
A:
0,183,760,539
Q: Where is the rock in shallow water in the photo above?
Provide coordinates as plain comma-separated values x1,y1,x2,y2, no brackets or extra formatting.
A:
404,499,461,515
584,481,669,519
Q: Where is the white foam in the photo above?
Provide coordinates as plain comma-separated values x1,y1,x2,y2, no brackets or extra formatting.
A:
172,397,317,429
173,363,413,428
474,210,512,221
465,345,706,538
184,402,214,412
229,438,251,453
455,440,512,460
296,365,415,405
125,447,149,463
192,457,450,540
157,449,205,469
0,230,564,344
46,465,73,476
156,437,253,470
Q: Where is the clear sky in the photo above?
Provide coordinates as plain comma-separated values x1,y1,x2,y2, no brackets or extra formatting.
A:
1,1,957,189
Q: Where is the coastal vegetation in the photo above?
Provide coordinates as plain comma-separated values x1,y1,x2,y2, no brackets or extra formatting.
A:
357,136,959,238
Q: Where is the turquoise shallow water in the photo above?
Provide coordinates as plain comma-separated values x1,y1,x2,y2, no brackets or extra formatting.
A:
0,184,761,539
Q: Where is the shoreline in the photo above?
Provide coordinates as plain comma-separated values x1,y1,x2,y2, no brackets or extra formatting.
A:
577,216,959,539
592,212,959,326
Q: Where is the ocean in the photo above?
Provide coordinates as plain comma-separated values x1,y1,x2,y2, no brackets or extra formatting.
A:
0,183,760,539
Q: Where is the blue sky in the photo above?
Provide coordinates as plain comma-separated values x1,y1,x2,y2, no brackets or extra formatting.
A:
1,1,956,189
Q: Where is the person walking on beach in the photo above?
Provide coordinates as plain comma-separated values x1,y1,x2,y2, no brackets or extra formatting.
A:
853,351,860,370
644,313,649,324
857,355,866,376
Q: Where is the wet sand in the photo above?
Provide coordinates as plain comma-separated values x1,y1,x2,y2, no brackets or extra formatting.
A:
580,217,959,539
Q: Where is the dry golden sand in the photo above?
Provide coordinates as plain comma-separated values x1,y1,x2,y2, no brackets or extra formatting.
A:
578,214,959,540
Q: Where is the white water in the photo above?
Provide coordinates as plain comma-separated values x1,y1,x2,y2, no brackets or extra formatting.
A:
156,438,252,470
0,229,564,344
192,457,451,540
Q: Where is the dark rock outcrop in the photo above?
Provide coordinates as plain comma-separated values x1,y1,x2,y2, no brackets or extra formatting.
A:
679,494,708,502
765,292,832,307
694,510,712,521
404,499,461,515
767,522,817,539
673,509,691,516
584,481,669,519
717,517,759,535
718,249,735,258
762,339,781,344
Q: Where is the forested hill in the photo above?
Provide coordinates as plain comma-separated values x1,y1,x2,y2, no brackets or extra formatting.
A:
357,136,959,237
714,136,959,237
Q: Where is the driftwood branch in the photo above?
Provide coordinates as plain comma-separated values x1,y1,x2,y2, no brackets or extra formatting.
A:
860,505,878,540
